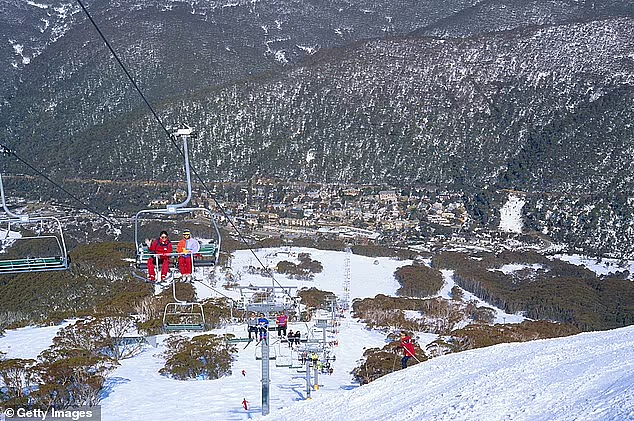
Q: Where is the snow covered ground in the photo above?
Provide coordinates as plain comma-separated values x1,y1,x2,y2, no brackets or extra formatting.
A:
271,325,634,421
499,194,525,233
1,247,633,420
554,253,634,280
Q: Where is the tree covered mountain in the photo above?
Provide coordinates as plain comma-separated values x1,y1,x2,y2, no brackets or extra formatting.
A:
0,1,633,255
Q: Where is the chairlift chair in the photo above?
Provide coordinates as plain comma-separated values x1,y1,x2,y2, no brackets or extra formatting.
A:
163,302,206,332
275,344,293,367
132,125,219,332
0,174,70,274
132,207,221,282
255,341,278,360
131,125,221,283
162,268,206,332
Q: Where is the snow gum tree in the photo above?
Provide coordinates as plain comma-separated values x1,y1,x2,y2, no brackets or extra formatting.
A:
160,334,237,380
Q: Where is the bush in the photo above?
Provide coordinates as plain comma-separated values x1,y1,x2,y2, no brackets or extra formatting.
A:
353,294,484,334
160,334,237,380
297,287,336,310
0,358,36,408
0,242,152,328
432,251,634,330
352,337,427,384
352,245,415,259
201,298,233,328
438,320,581,351
451,285,464,301
394,265,444,297
0,349,116,410
275,253,323,279
33,350,115,409
44,317,144,363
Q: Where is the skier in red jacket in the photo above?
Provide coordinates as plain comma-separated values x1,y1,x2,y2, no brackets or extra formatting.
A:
147,230,173,282
400,332,416,369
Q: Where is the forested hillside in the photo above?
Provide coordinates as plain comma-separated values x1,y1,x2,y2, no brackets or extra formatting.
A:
0,1,633,255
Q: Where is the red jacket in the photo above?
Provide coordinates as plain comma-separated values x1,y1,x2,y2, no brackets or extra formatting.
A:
276,314,288,327
401,336,416,357
150,238,173,258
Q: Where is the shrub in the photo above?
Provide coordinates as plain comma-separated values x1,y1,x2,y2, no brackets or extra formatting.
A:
45,317,144,363
32,349,115,409
0,349,115,410
0,311,31,332
0,358,36,408
433,251,634,330
0,242,152,327
439,320,581,351
297,287,336,310
275,253,323,279
353,294,483,334
451,285,464,301
352,337,427,384
160,334,237,380
352,245,415,259
201,298,233,328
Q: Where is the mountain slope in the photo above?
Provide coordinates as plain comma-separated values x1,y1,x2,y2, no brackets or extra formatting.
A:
5,16,633,187
414,0,634,37
272,325,634,421
1,2,634,256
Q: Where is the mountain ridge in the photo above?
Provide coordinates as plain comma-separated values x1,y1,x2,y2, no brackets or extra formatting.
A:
1,2,633,255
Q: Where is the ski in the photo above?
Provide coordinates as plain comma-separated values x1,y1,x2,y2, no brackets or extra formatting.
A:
243,339,254,349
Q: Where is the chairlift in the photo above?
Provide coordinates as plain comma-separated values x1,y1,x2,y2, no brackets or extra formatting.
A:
275,344,293,367
0,174,70,274
130,124,219,332
162,280,206,332
131,125,221,283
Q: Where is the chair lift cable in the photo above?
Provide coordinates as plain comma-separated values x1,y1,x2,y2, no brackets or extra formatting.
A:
0,145,116,226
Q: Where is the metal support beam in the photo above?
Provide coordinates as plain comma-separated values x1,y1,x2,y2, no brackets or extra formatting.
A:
261,337,270,416
305,358,311,400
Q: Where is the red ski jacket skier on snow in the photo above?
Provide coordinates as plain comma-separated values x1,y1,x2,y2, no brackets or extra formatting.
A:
400,333,416,369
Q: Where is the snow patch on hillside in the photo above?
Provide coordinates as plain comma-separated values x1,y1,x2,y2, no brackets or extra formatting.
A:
499,194,525,233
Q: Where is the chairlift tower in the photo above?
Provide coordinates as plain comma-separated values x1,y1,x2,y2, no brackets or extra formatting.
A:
341,246,352,310
248,301,281,417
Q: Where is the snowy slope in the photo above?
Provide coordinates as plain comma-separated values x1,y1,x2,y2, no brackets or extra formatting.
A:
499,194,525,233
1,248,633,420
270,325,634,421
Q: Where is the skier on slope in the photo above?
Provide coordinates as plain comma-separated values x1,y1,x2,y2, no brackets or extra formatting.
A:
399,332,416,369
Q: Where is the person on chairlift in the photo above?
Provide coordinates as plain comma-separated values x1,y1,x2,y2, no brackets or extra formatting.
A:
276,311,288,337
257,313,269,342
247,312,258,341
177,229,200,282
147,230,172,282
